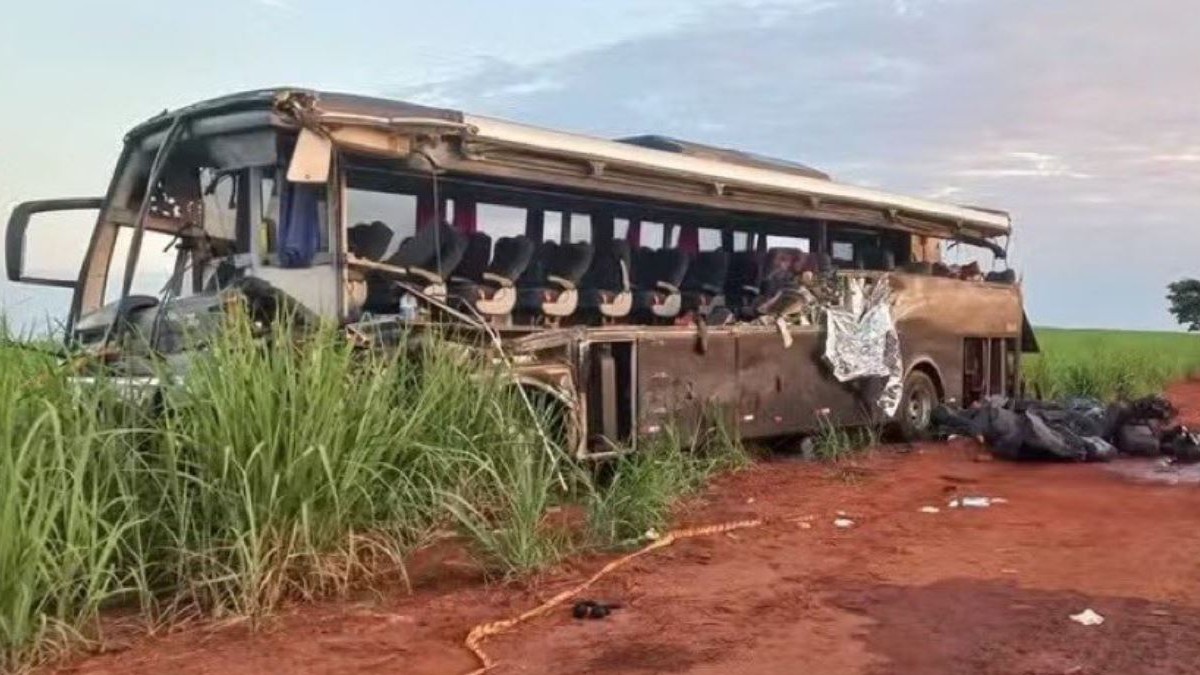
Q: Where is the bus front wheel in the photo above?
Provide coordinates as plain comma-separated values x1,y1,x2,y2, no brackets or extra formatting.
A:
895,370,938,441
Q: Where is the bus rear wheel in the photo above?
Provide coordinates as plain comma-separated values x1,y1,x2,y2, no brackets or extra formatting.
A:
895,370,938,441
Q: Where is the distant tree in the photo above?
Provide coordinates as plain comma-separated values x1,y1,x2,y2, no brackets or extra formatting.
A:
1167,279,1200,331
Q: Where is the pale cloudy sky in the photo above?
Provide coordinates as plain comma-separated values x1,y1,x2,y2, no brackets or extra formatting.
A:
2,0,1198,331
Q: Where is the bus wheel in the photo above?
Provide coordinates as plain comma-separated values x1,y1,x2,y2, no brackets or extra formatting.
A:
896,370,938,441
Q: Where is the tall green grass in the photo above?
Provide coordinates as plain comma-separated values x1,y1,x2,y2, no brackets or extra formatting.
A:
0,313,747,670
1024,328,1200,400
586,411,750,546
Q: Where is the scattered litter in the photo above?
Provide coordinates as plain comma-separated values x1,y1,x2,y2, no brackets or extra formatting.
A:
643,528,660,541
948,499,960,509
991,497,1009,504
798,521,813,530
1069,608,1105,626
572,600,621,620
961,497,991,508
919,506,941,514
833,518,855,529
745,497,756,505
836,510,848,517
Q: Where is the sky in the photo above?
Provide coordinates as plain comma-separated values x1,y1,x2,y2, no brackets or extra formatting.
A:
2,0,1198,332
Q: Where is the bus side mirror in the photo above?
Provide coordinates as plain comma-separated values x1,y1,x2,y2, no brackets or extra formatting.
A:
6,197,104,288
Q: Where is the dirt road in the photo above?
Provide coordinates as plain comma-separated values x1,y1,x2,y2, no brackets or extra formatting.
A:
62,383,1200,675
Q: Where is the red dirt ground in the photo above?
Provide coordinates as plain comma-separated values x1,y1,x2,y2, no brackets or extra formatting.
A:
56,382,1200,675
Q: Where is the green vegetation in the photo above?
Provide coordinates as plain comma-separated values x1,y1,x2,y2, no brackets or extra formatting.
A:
586,413,749,546
1025,328,1200,400
0,315,748,671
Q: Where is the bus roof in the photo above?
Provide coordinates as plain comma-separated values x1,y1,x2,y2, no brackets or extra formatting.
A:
127,88,1012,238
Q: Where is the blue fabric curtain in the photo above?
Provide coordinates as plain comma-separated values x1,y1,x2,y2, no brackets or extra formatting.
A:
278,182,322,268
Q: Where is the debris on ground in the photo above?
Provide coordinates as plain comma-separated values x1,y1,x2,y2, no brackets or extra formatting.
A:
960,497,992,508
1069,608,1105,626
572,600,621,620
919,506,941,513
933,394,1183,463
833,518,856,528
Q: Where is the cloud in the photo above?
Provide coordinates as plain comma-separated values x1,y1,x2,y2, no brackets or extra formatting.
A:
1150,153,1200,163
391,0,1200,330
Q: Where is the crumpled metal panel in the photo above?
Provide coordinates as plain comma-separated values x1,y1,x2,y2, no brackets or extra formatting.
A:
823,277,904,416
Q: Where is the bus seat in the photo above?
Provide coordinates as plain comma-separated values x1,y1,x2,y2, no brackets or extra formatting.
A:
347,221,394,261
630,246,654,289
449,232,493,285
386,222,467,280
453,235,536,317
579,239,633,318
633,248,689,319
365,222,466,304
681,250,730,317
725,251,763,319
518,241,594,317
857,245,895,271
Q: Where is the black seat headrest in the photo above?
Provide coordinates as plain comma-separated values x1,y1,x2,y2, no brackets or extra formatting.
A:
551,242,595,284
682,250,730,292
725,251,763,292
581,239,632,291
654,249,690,287
488,236,536,282
347,221,395,261
387,222,467,278
453,232,492,282
518,240,559,287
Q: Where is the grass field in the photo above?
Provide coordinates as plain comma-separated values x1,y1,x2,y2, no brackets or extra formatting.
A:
0,317,746,671
1025,328,1200,400
2,322,1198,669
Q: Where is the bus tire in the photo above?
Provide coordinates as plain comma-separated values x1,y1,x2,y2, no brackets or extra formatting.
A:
895,369,938,441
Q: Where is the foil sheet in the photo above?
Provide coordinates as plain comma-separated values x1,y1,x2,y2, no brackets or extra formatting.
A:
823,277,903,416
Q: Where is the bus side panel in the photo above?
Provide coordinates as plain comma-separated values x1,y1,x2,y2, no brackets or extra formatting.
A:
636,330,738,439
890,274,1024,403
735,328,864,439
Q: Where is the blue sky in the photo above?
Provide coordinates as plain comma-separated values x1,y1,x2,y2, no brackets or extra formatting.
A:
2,0,1198,331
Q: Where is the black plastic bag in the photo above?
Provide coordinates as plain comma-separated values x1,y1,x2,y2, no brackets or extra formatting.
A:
1116,424,1161,456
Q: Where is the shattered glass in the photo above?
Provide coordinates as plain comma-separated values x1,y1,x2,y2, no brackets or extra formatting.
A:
823,276,904,416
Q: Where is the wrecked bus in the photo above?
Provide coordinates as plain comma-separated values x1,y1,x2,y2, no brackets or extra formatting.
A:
5,88,1035,456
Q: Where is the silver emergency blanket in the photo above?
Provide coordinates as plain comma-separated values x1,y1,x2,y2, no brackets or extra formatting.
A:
823,277,903,416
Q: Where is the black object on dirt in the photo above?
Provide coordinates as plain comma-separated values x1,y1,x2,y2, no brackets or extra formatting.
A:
932,393,1178,463
1163,425,1200,463
572,600,622,620
1116,424,1161,457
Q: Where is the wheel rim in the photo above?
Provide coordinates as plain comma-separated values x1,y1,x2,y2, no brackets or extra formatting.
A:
907,386,932,429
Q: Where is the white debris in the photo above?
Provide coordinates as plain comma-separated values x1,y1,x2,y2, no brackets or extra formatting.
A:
948,499,960,509
833,518,855,529
961,497,991,508
798,521,813,530
1069,609,1105,626
919,506,941,514
644,528,661,541
991,497,1009,504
